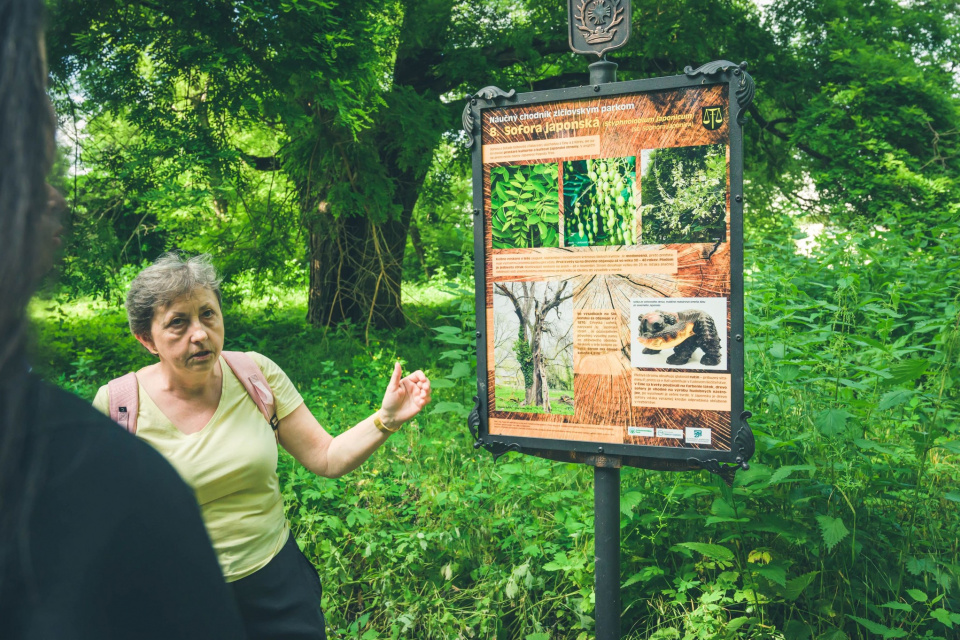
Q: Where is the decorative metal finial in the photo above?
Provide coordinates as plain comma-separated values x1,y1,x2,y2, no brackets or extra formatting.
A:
568,0,631,58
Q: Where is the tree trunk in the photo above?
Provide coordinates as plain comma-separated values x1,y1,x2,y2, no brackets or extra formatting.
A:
526,309,551,412
305,208,407,331
408,220,431,279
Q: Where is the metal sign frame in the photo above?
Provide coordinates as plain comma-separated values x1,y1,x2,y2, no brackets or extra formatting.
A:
463,61,756,481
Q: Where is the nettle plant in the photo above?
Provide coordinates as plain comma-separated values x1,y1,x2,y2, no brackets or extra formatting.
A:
490,163,560,249
563,156,638,246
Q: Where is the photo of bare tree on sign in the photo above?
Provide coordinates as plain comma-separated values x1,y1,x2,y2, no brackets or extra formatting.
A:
493,281,574,415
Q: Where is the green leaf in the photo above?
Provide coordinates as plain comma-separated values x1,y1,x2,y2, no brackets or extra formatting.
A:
675,542,734,562
854,439,897,455
525,634,550,640
815,409,852,437
820,628,849,640
768,465,815,485
882,358,928,386
847,615,907,638
816,515,849,551
878,388,914,411
429,378,456,389
880,601,912,612
710,498,738,519
753,563,787,587
783,572,818,601
725,617,757,632
937,440,960,455
930,608,954,628
620,491,643,516
429,401,465,415
622,565,664,587
433,326,461,334
449,362,472,378
906,588,927,603
944,492,960,503
784,620,813,640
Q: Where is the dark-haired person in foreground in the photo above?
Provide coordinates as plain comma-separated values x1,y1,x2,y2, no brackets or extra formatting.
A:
0,1,245,638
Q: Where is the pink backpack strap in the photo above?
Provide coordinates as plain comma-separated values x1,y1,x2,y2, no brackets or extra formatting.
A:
221,351,280,443
107,372,140,434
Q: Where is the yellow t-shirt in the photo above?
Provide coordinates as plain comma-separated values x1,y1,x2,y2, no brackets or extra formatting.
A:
92,351,304,582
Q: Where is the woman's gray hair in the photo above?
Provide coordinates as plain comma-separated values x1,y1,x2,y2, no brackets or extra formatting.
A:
126,253,223,337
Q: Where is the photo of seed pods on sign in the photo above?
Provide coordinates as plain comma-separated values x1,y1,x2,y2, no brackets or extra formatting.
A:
562,157,638,247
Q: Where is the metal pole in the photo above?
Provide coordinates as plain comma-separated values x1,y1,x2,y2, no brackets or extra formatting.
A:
588,59,618,85
594,461,621,640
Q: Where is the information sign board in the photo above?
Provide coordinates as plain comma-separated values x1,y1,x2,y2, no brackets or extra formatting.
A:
464,63,755,475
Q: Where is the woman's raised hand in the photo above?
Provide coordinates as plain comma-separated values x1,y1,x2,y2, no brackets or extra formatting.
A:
379,362,431,429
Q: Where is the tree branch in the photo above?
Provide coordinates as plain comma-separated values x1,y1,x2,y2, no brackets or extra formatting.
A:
749,105,830,162
541,281,572,316
494,283,526,338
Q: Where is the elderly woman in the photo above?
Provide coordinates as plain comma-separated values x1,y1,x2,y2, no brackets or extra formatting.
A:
92,252,431,640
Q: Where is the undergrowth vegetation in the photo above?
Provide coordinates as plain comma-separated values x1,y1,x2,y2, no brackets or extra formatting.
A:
30,208,960,639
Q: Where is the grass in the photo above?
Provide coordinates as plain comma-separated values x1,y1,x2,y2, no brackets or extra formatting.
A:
495,384,576,416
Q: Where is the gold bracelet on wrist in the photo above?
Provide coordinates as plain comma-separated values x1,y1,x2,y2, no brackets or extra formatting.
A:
373,410,401,435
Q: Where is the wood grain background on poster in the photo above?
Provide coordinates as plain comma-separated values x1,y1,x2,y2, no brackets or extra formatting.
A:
482,85,733,452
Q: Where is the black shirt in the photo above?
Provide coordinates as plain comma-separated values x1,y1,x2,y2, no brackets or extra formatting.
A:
0,377,245,639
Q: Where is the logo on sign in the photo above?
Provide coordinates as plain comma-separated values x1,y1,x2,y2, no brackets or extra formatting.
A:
685,427,712,445
701,106,724,131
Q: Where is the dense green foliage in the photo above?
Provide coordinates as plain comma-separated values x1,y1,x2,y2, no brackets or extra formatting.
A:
32,0,960,637
640,145,727,244
32,201,960,637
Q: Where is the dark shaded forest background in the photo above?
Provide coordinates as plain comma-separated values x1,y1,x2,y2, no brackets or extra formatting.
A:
33,0,960,638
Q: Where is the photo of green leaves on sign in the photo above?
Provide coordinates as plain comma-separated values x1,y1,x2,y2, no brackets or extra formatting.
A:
562,157,638,247
639,144,727,244
490,163,560,249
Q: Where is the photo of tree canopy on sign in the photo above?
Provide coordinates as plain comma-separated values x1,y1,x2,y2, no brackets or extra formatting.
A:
493,281,574,415
639,144,727,244
562,157,638,247
490,163,560,249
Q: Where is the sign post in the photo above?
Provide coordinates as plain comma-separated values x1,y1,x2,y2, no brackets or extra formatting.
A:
463,6,755,635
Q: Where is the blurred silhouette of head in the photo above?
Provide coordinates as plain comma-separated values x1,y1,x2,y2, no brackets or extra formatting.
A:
0,0,59,566
0,0,57,375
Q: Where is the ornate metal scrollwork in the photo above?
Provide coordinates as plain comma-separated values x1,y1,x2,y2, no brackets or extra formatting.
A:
474,86,517,102
486,441,523,462
684,60,755,125
467,395,482,442
467,393,520,461
462,86,517,148
461,104,477,148
687,457,737,487
735,411,755,470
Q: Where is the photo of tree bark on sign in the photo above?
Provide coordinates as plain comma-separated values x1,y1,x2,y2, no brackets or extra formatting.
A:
493,281,574,415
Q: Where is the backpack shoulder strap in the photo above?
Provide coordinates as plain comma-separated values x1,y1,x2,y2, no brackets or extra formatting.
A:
107,372,140,435
221,351,280,443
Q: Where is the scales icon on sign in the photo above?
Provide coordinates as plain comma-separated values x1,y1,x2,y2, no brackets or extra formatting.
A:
702,106,724,131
